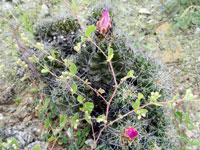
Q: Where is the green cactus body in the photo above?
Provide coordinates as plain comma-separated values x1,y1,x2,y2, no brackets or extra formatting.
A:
34,18,81,57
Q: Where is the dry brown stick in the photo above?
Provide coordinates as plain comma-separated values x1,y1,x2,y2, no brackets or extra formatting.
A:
105,85,118,120
89,39,107,58
11,26,42,83
63,0,85,32
91,122,96,141
11,25,70,150
12,26,58,149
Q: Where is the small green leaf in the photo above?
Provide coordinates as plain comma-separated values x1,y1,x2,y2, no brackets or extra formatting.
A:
71,113,79,129
107,48,113,62
85,25,96,37
80,102,94,113
138,93,144,100
184,89,197,101
132,93,144,109
69,63,77,75
108,48,113,57
184,112,189,121
175,111,183,119
74,42,81,53
136,109,148,119
191,141,200,146
44,98,50,110
184,120,195,130
53,128,60,136
85,111,92,124
85,102,94,113
121,70,136,81
41,65,49,74
72,0,77,12
60,115,64,123
47,55,55,61
172,94,179,101
48,136,55,142
85,79,88,83
81,36,87,42
44,118,50,128
41,69,48,73
77,95,86,103
81,0,88,4
149,92,161,103
23,13,34,33
96,114,107,124
28,56,39,63
10,139,19,148
179,136,191,145
60,115,68,129
51,50,56,59
0,65,4,71
132,99,140,109
150,102,163,106
71,82,77,94
127,70,134,77
33,144,41,150
31,88,39,92
69,144,74,150
63,59,71,68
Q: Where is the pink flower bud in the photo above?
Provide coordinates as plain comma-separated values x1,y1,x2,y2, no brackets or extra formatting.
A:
96,9,111,35
125,127,138,140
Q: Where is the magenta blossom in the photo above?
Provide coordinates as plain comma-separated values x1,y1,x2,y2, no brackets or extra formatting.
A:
125,127,138,140
97,9,111,35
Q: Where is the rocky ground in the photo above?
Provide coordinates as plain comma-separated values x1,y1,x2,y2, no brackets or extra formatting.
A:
0,0,199,149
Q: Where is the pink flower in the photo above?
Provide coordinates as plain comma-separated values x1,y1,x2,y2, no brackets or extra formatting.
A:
125,127,138,140
96,9,111,35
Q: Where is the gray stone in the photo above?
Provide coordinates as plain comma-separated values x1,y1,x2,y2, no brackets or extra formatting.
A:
0,113,4,121
121,0,128,2
0,125,44,149
194,27,200,34
139,8,151,15
0,127,34,148
40,4,49,17
0,85,15,105
0,2,13,10
26,141,48,150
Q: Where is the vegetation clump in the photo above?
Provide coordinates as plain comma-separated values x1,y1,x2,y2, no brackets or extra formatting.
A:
30,6,175,149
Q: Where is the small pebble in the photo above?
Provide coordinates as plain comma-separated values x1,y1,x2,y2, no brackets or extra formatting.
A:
198,56,200,61
139,8,151,15
171,44,175,48
160,8,166,12
122,0,128,2
160,31,165,34
194,27,200,34
0,113,4,121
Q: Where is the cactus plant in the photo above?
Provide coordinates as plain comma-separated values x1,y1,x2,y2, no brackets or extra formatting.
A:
75,35,174,149
30,6,176,149
34,17,81,57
